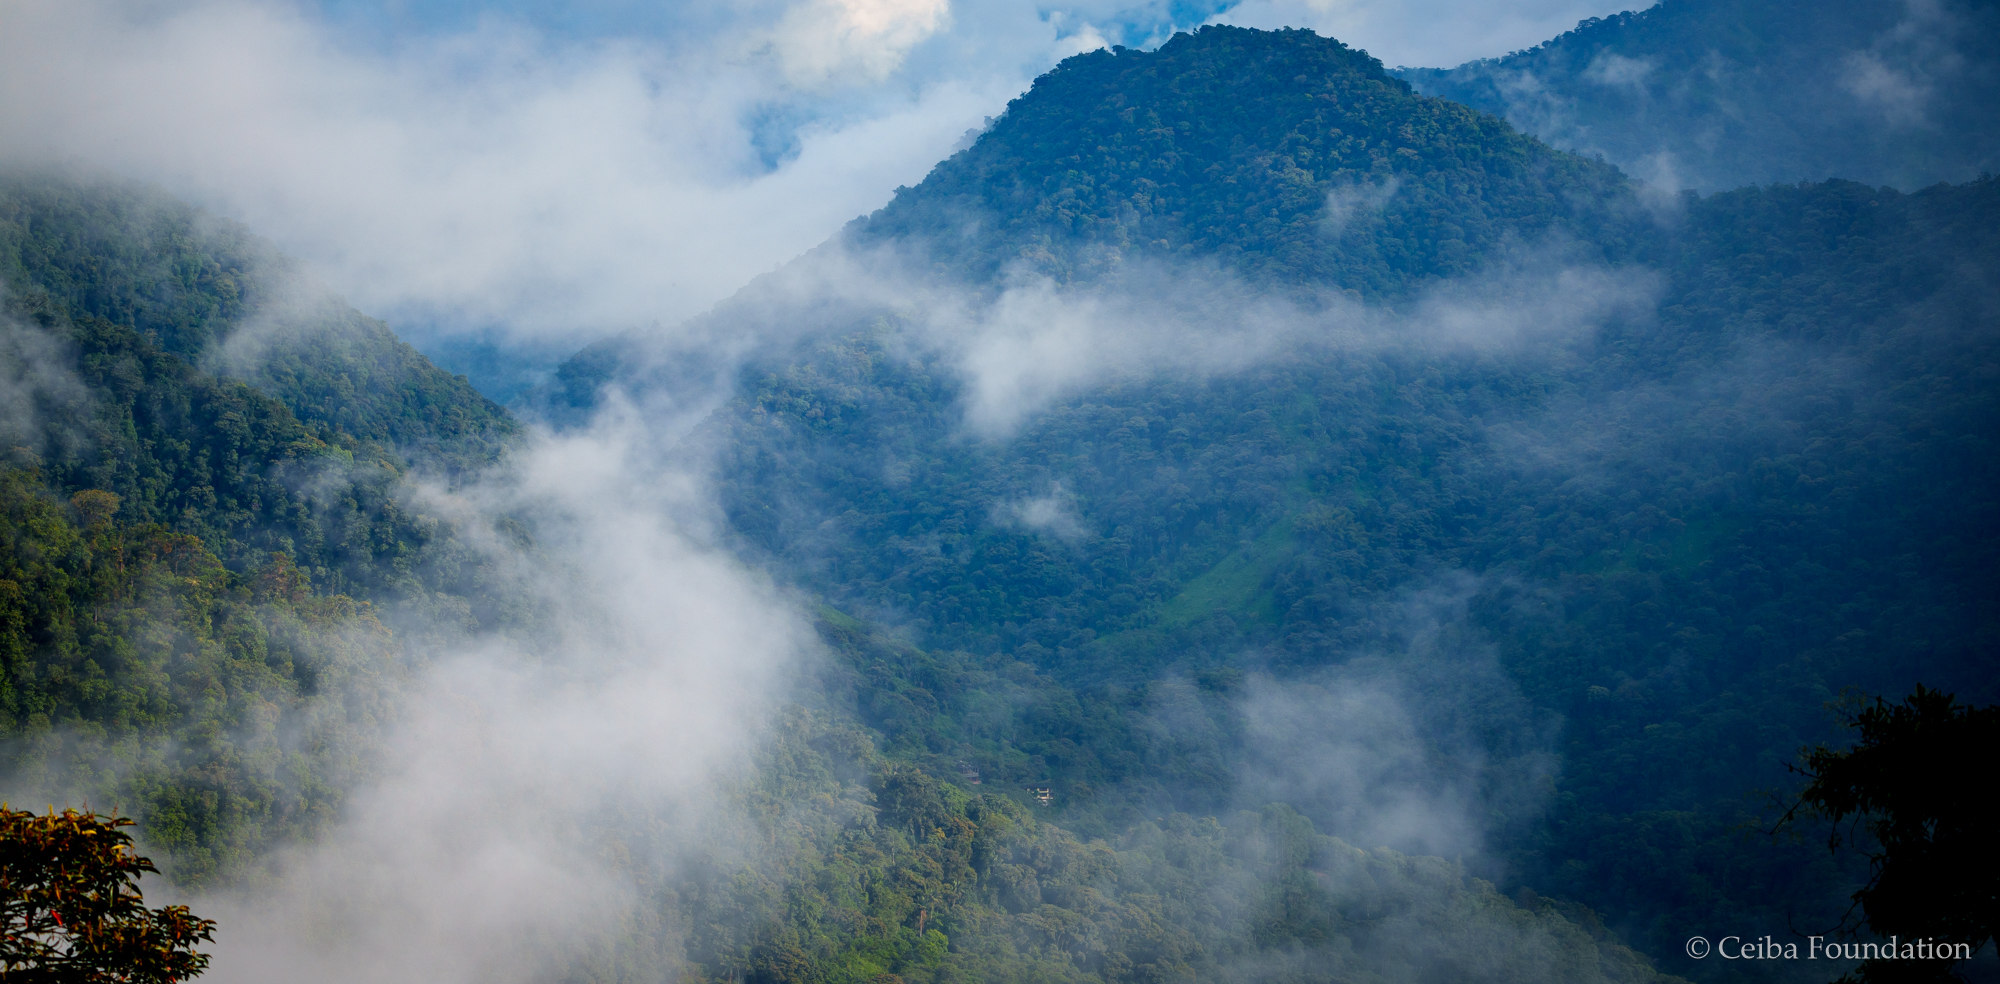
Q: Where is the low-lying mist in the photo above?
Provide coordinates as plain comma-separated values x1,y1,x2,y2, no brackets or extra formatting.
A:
173,404,815,981
575,235,1662,442
0,193,1669,979
166,235,1667,975
1232,576,1560,863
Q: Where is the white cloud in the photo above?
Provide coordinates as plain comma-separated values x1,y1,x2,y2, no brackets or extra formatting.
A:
0,0,1011,347
936,251,1654,436
995,483,1089,541
1322,175,1400,234
761,0,954,85
0,316,91,461
1210,0,1639,69
0,0,1652,358
1584,51,1655,86
195,400,811,982
1233,577,1561,860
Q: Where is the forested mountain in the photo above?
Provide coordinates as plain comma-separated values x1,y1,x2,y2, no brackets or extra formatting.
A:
0,157,1689,981
4,17,1995,984
0,272,409,887
1,171,517,473
1,171,531,888
1397,0,2000,192
554,25,1999,983
846,27,1644,296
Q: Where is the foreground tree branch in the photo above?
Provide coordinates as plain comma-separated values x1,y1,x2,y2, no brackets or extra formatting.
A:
1,807,216,983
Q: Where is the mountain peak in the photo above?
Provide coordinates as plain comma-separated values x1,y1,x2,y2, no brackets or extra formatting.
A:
848,25,1638,298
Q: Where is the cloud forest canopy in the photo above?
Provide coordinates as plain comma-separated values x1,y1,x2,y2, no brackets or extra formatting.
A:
1398,0,2000,192
0,174,529,890
0,178,1694,983
849,25,1644,297
0,171,517,474
3,15,1997,984
556,23,1999,983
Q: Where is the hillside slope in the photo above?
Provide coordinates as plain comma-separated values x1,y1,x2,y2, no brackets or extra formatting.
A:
0,169,517,472
0,291,414,887
0,170,1698,982
551,26,2000,982
851,25,1644,298
1,178,529,887
1398,0,2000,191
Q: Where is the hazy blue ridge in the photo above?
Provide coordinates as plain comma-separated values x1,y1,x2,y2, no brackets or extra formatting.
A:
3,17,1993,984
535,26,1998,983
1396,0,2000,192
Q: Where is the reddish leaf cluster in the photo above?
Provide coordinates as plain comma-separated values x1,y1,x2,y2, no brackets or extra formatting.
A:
1,807,216,983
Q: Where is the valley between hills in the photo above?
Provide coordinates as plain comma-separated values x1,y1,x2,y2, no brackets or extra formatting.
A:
3,9,1995,984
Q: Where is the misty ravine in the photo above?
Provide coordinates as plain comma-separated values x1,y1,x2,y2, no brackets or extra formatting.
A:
4,6,1998,984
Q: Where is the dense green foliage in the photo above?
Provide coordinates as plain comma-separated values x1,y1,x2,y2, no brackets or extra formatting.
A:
662,700,1679,984
0,466,397,887
1398,0,2000,192
1,806,217,982
0,169,517,472
554,29,2000,982
851,26,1643,299
0,292,502,617
0,179,523,887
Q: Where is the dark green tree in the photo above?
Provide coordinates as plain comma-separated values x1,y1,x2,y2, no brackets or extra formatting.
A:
1785,686,1998,982
0,807,216,982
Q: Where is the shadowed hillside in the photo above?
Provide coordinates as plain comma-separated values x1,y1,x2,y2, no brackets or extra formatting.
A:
5,19,1994,984
550,26,2000,982
1398,0,2000,191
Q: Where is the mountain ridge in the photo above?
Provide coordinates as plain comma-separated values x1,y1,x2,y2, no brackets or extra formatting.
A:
3,18,1996,984
0,168,518,473
540,26,1998,982
1397,0,2000,191
847,25,1645,298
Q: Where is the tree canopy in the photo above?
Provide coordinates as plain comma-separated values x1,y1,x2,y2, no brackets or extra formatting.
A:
1785,686,1998,982
0,806,216,983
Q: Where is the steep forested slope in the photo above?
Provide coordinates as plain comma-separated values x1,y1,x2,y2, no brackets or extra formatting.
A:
0,170,517,472
0,174,526,888
0,298,409,887
850,26,1644,297
551,26,2000,982
659,699,1682,984
0,290,508,612
1398,0,2000,191
692,175,2000,979
5,20,1994,984
0,167,1691,983
0,465,398,887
